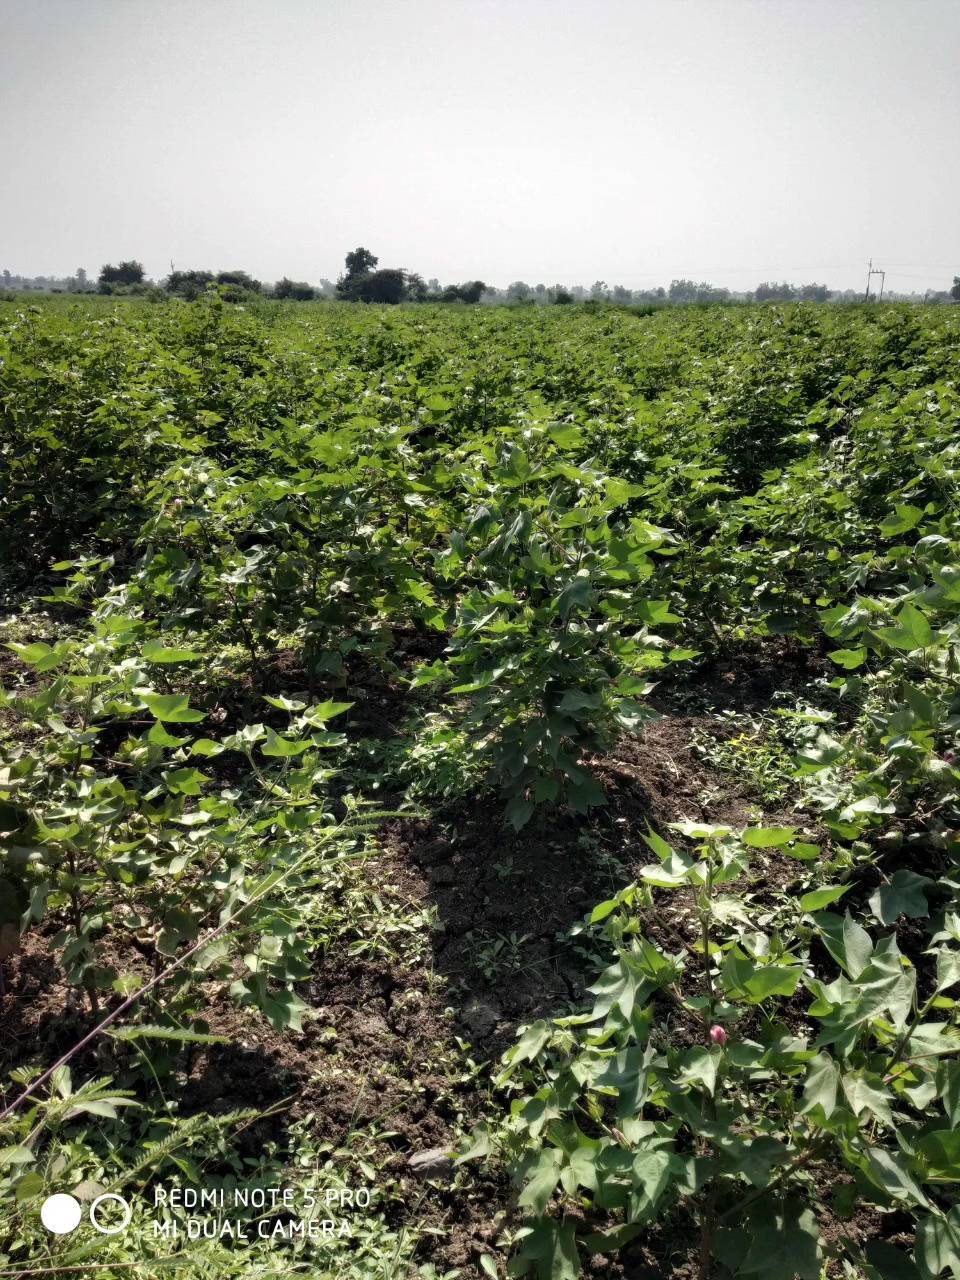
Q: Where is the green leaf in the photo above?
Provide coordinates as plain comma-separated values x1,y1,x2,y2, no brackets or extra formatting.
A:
880,504,924,537
863,1242,923,1280
842,1072,894,1127
589,897,621,924
304,699,353,725
937,950,960,994
915,1207,960,1277
506,794,534,831
744,964,800,1001
7,641,71,672
722,950,801,1002
828,646,868,669
817,911,873,979
556,689,603,712
0,1145,36,1166
675,1046,718,1095
785,842,821,861
263,694,308,711
260,728,312,758
795,732,844,773
14,1171,44,1201
259,988,307,1032
147,721,191,748
163,767,207,796
916,1129,960,1181
641,826,674,860
715,1134,787,1188
863,1147,931,1209
868,869,933,926
800,884,850,913
138,691,206,723
500,1020,552,1076
738,1199,821,1278
556,575,592,620
638,850,697,887
801,1053,839,1120
518,1149,563,1214
513,1219,580,1280
64,1098,137,1120
106,1024,228,1045
456,1124,491,1164
937,1060,960,1125
742,826,796,848
876,602,934,651
143,640,203,664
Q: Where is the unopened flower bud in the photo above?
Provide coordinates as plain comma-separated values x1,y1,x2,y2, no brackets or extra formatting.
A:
709,1024,728,1047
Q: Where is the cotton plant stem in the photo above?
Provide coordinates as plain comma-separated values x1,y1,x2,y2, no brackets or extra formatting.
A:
886,990,940,1075
698,1183,718,1280
716,1138,826,1225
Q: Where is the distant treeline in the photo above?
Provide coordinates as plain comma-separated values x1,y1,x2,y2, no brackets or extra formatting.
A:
4,255,959,305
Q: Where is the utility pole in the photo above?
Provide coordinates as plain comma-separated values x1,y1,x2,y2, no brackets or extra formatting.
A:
864,258,884,302
877,270,886,302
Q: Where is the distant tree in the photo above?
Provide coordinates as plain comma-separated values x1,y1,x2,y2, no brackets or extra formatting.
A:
405,272,428,301
506,281,532,302
612,285,633,304
590,280,609,301
436,280,486,304
344,247,378,278
668,279,699,304
337,246,382,300
165,269,215,299
98,260,145,287
337,246,417,303
755,281,796,302
798,282,830,302
453,280,486,304
952,276,960,302
669,279,730,304
354,268,407,304
216,270,261,293
553,288,574,305
273,277,315,300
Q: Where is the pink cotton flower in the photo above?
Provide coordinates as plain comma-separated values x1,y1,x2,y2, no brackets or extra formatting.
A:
709,1025,728,1047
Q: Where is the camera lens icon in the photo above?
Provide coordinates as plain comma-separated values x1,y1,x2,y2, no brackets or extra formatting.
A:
40,1194,82,1235
40,1192,131,1236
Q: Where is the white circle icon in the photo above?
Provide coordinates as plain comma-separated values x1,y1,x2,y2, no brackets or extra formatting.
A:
89,1193,132,1235
40,1193,82,1235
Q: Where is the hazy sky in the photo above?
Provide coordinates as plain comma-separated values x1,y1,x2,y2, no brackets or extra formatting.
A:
1,0,958,293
